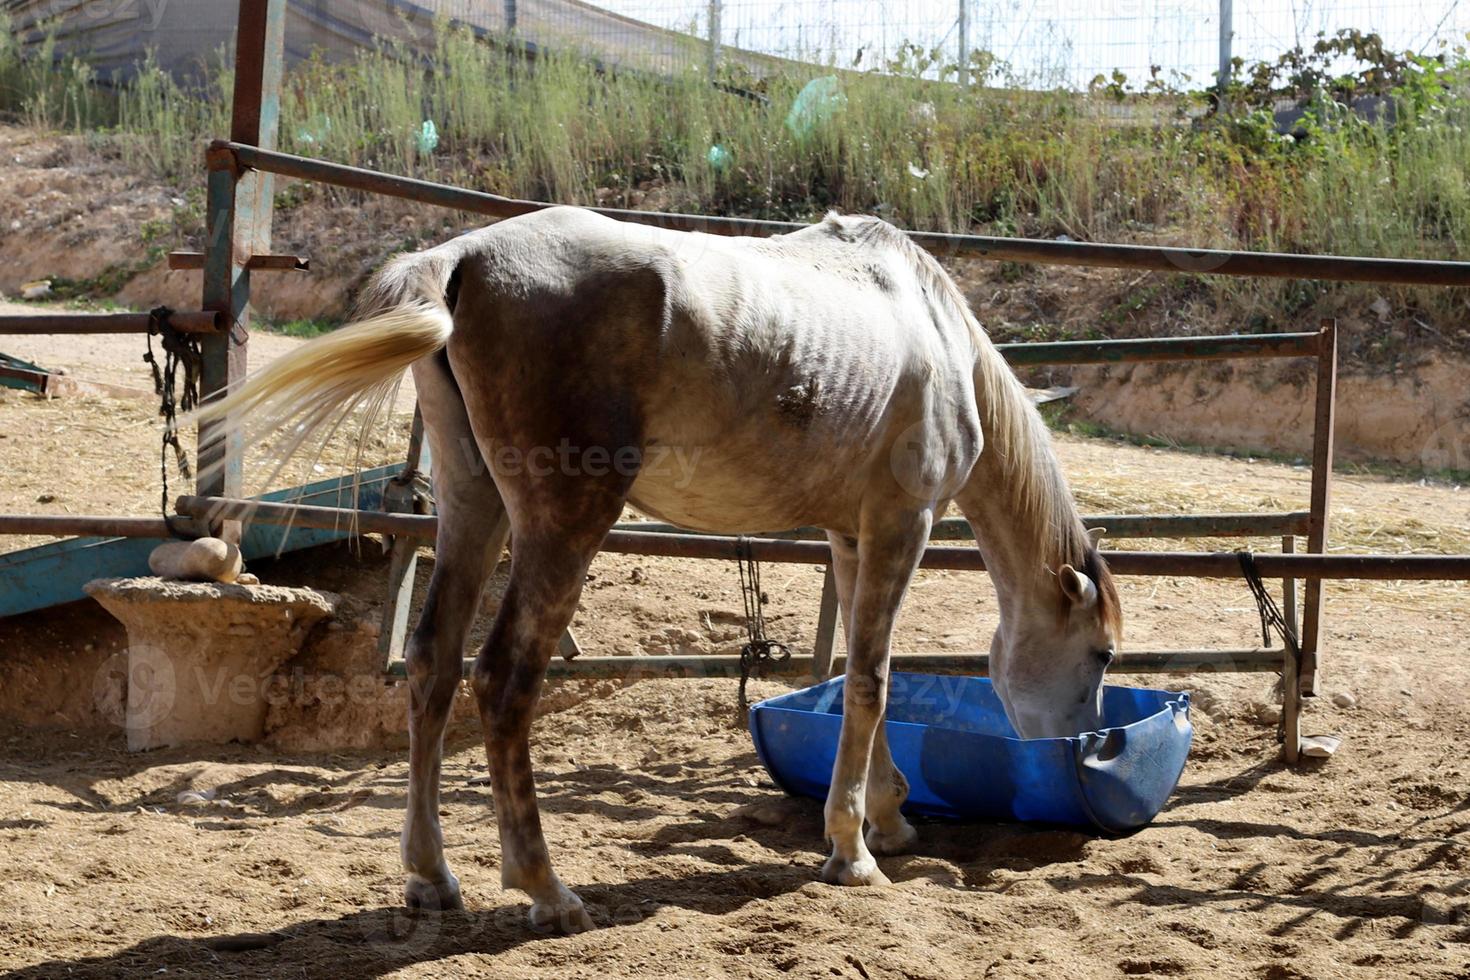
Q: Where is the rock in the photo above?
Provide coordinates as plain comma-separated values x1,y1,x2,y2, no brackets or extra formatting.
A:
176,789,217,807
235,572,260,586
1299,734,1342,759
733,800,790,827
1331,692,1357,709
1256,704,1282,725
148,538,243,584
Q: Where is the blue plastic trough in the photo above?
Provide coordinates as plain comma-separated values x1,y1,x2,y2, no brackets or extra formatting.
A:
749,672,1192,834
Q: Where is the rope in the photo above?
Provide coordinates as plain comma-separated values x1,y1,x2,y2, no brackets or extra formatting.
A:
736,536,790,725
1237,550,1301,743
143,306,202,540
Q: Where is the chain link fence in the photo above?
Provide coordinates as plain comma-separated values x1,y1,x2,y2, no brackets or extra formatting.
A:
8,0,1469,87
433,0,1470,87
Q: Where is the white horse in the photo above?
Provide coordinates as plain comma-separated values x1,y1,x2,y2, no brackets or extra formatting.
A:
199,207,1121,933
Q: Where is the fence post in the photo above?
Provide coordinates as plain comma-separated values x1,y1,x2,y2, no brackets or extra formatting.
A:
1299,319,1337,698
1281,535,1302,762
957,0,969,86
707,0,721,78
1217,0,1233,93
504,0,517,33
813,566,842,679
200,0,286,537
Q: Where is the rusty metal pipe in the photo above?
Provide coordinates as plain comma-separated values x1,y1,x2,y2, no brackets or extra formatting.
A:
214,141,1470,287
996,332,1321,364
173,496,1470,580
382,647,1287,680
0,311,225,335
0,515,177,538
619,511,1313,541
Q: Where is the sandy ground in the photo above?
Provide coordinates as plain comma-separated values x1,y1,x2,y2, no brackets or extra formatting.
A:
1,361,1468,977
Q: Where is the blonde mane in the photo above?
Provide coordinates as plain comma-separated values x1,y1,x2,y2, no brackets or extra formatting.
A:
833,214,1119,626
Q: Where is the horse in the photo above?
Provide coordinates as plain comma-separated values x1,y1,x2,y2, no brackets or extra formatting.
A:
197,206,1121,933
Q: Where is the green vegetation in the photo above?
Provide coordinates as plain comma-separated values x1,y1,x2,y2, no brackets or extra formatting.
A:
262,317,340,338
3,17,1469,325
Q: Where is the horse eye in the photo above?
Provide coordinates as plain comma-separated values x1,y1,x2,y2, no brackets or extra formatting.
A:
1095,647,1116,667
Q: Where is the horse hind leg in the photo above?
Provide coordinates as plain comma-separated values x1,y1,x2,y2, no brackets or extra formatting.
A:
822,508,931,886
826,531,918,857
472,485,630,934
401,355,510,911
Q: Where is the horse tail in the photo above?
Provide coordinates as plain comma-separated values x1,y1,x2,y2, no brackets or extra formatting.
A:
192,247,460,479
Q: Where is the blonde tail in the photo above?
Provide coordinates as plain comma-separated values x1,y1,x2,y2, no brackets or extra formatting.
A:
192,249,459,484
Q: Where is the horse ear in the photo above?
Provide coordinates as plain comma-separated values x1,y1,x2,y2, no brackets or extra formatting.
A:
1058,564,1098,610
1085,527,1107,547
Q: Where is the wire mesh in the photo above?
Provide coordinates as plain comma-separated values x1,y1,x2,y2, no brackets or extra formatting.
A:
427,0,1470,87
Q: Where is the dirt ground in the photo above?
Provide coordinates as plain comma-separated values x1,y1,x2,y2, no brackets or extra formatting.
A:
1,328,1469,977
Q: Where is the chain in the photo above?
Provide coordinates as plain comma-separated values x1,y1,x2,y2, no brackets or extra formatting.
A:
142,306,202,540
1237,550,1301,743
736,536,790,725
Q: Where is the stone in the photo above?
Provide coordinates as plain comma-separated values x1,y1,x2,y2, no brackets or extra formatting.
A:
733,800,793,827
84,577,338,751
148,538,244,584
1299,734,1343,759
1331,692,1357,709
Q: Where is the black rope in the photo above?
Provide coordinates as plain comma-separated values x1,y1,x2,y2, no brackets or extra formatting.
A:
143,306,202,540
1237,550,1301,743
736,536,790,724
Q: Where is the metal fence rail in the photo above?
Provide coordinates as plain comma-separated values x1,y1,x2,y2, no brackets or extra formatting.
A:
214,140,1470,287
171,495,1470,582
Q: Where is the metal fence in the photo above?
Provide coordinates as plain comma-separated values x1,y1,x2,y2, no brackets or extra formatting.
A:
12,1,1468,88
430,0,1470,87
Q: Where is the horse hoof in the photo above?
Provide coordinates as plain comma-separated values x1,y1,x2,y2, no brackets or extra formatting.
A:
866,819,919,856
528,894,595,934
404,872,463,912
820,853,891,887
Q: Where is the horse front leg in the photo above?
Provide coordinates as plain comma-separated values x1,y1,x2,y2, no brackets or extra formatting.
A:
402,356,509,912
826,531,918,858
822,507,932,886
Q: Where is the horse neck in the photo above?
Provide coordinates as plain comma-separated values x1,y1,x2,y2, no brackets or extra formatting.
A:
954,352,1084,620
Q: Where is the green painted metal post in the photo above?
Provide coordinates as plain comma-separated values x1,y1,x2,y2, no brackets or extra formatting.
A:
377,406,427,670
199,0,286,534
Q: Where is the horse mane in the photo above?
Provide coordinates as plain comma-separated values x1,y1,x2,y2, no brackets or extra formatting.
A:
827,213,1121,632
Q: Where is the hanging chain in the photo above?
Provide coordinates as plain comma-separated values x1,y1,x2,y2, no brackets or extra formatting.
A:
142,306,202,540
736,536,790,725
1237,550,1301,743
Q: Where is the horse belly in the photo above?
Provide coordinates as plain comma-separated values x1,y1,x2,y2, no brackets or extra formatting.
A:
626,441,862,535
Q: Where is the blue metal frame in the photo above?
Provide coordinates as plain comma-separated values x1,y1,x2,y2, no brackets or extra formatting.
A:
0,464,401,620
